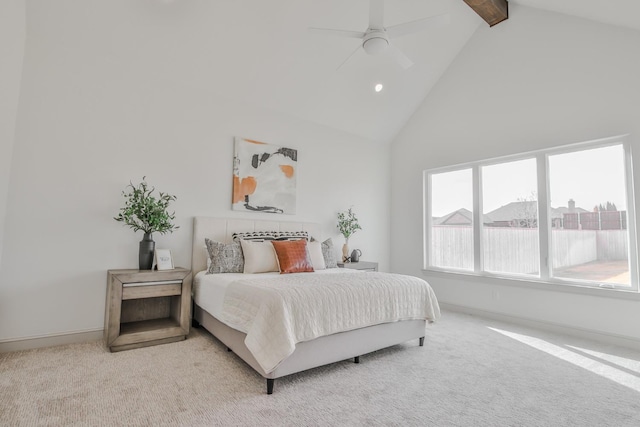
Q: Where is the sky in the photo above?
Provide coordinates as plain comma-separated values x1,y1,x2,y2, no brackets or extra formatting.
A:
430,144,627,217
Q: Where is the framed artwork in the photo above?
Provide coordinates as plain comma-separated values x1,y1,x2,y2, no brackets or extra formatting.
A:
154,249,174,271
232,137,297,214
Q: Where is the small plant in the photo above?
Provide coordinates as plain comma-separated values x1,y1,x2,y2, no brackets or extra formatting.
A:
114,177,178,235
337,208,362,242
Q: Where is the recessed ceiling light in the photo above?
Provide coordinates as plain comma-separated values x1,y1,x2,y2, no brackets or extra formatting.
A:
374,83,383,92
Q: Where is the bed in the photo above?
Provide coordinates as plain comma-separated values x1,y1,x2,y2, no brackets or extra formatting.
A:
191,217,440,394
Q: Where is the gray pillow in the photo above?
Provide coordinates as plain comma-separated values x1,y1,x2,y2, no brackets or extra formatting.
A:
205,238,244,274
320,238,338,268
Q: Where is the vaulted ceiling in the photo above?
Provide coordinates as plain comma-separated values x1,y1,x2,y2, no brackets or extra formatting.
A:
145,0,640,144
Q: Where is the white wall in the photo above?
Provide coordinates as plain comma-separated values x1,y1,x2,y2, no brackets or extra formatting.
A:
391,5,640,341
0,2,390,342
0,0,25,265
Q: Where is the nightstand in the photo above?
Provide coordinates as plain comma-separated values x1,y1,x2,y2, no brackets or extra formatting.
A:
104,267,192,352
337,261,378,272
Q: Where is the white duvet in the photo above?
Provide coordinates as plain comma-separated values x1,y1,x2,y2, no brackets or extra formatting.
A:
207,270,440,374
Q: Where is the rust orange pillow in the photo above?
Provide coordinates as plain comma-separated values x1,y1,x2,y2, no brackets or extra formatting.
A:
271,240,314,274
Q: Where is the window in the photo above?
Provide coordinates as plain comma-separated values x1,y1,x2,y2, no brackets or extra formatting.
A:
428,169,473,271
424,136,638,292
482,158,540,276
548,145,631,287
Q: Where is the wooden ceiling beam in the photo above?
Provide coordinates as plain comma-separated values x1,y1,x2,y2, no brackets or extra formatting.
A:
463,0,509,27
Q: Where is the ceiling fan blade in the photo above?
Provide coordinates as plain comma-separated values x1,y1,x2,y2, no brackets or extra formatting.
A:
386,13,450,39
336,45,363,71
369,0,384,29
309,27,365,39
387,43,413,69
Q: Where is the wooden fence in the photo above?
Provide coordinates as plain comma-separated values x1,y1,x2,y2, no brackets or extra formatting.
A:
483,227,539,274
431,226,628,273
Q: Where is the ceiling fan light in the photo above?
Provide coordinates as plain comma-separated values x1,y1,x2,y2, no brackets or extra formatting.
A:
363,37,389,55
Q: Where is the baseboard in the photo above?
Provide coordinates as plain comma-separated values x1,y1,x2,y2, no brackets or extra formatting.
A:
0,328,104,353
440,302,640,351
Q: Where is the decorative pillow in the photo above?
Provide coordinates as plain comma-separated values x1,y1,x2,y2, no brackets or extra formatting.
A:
320,238,338,268
240,239,279,273
307,241,326,270
271,240,314,274
205,239,244,274
232,231,276,242
271,231,309,241
205,246,212,270
232,231,309,242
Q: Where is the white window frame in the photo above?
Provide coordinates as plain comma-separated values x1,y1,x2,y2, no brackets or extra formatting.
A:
423,135,639,292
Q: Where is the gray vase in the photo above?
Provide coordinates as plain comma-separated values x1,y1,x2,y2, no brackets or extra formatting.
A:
139,232,155,270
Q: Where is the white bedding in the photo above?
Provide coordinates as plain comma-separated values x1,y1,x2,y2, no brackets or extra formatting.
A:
196,270,440,374
193,269,360,319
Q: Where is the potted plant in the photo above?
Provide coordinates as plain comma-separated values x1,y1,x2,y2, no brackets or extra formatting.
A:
337,207,362,262
114,177,179,270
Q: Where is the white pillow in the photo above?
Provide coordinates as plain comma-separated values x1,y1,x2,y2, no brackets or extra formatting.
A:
308,241,326,270
240,240,279,274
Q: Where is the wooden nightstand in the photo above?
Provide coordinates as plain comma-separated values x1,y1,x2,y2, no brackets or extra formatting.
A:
337,261,378,272
104,267,192,352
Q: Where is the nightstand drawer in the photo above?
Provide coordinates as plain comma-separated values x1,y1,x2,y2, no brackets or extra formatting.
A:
122,283,182,300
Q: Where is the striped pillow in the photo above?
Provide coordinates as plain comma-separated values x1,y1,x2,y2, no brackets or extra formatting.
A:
232,231,277,242
272,231,309,241
232,231,309,242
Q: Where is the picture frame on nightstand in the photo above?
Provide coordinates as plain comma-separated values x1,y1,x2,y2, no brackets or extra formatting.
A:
154,249,174,271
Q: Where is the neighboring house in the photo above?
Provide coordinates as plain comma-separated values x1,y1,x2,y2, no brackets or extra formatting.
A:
433,208,492,226
437,200,597,229
433,208,473,226
485,201,540,228
484,199,588,228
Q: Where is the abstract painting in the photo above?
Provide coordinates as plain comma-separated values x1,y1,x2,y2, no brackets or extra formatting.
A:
232,137,297,214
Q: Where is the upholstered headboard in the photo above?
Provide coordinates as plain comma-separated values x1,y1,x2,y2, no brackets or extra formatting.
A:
191,217,322,274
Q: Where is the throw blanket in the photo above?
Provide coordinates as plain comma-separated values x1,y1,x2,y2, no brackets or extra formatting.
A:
220,272,440,374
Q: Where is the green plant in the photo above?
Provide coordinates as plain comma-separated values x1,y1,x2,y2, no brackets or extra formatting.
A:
114,177,179,235
337,207,362,241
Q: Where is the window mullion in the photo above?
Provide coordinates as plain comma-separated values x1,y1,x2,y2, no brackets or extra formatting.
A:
423,171,431,269
473,165,482,273
623,142,639,291
537,153,551,281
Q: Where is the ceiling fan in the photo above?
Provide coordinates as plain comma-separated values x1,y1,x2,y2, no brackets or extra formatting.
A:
310,0,449,70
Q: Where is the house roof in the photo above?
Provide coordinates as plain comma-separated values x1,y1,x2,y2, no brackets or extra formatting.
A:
433,208,472,226
554,206,589,215
433,208,493,225
485,201,589,222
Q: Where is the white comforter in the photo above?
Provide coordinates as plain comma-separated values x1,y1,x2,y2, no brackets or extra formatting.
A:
219,271,440,374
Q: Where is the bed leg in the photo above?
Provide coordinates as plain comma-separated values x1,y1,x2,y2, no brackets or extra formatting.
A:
191,301,199,328
354,356,360,364
267,379,275,395
419,337,425,347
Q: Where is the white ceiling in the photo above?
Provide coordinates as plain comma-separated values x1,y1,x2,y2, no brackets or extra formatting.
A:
152,0,640,144
513,0,640,31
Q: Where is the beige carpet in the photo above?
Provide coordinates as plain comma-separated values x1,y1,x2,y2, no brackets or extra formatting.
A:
2,311,640,426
